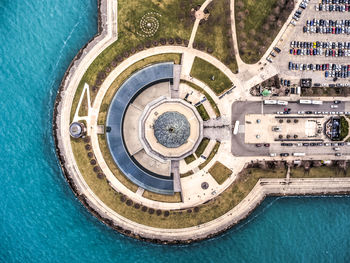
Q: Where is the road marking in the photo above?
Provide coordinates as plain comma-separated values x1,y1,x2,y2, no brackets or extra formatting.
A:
261,101,264,114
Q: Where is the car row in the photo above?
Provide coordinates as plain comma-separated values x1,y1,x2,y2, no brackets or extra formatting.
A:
290,48,350,57
316,4,350,12
320,0,350,4
305,25,350,34
288,61,350,72
276,111,350,115
306,19,350,27
281,142,350,147
280,78,291,86
325,68,350,78
255,143,270,147
290,0,310,25
290,41,350,49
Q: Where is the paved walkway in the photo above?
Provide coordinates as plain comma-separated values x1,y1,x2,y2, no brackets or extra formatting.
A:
229,0,245,71
170,64,182,98
188,0,213,48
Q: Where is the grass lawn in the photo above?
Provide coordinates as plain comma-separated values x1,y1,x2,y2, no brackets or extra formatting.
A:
70,0,205,121
184,154,196,164
180,170,194,178
190,57,232,95
235,0,294,64
339,116,349,141
199,141,220,169
291,166,350,178
181,80,220,117
195,0,238,72
196,104,210,121
195,137,210,157
142,191,182,203
208,161,232,185
71,137,287,228
301,87,350,97
77,91,88,117
86,0,204,84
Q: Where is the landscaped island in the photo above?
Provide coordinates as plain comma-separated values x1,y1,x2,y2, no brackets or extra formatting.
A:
53,0,350,243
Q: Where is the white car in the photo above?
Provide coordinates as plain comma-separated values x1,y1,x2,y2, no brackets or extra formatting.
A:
331,105,338,108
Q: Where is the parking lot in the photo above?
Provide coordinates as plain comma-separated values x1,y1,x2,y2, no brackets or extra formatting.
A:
273,0,350,85
231,100,350,157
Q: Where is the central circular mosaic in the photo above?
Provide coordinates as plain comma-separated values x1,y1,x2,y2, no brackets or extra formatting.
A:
153,111,190,148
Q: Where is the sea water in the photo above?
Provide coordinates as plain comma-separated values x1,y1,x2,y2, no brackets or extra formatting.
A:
0,1,350,262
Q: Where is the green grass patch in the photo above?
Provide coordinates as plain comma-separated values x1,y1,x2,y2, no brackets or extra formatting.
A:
77,90,88,117
199,141,220,169
301,87,350,97
84,0,204,84
190,57,232,95
142,191,182,203
290,166,350,178
70,0,205,119
195,137,210,158
235,0,294,64
195,0,238,72
180,170,194,178
184,154,196,164
208,161,232,184
339,116,349,141
196,104,210,121
98,134,139,192
181,80,220,117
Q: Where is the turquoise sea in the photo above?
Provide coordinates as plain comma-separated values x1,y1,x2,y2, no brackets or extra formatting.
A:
1,1,350,262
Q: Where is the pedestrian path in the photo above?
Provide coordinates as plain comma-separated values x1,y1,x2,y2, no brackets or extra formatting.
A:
188,0,213,48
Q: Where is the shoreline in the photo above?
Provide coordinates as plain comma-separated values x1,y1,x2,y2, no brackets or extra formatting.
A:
52,0,350,244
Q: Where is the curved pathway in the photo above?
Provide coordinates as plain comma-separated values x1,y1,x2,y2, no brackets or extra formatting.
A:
229,0,246,71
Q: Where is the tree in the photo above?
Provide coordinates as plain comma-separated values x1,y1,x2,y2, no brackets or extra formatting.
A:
263,24,270,31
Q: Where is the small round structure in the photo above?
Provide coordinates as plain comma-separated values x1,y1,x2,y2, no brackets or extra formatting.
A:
153,111,190,148
69,122,84,138
201,182,209,190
